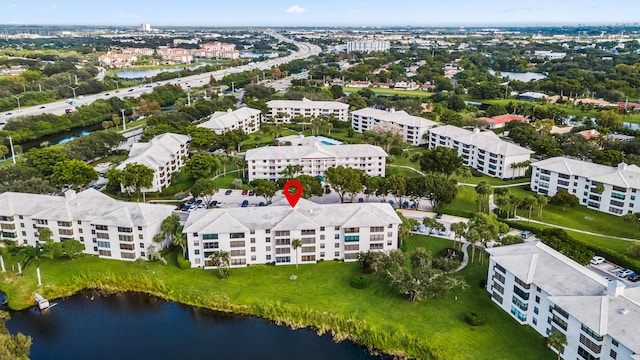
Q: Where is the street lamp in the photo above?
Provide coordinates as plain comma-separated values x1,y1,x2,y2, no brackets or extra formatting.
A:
114,80,120,90
120,109,126,131
68,86,79,101
8,136,16,165
12,95,23,111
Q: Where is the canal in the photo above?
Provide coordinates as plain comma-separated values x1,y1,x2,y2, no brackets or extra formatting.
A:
3,291,383,360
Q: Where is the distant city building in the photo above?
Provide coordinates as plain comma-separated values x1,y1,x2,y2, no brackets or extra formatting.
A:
140,23,152,32
266,98,350,123
98,53,138,68
0,189,175,261
245,142,387,181
122,47,155,56
116,133,190,193
198,107,262,135
183,199,401,268
346,40,390,53
530,157,640,216
427,125,533,179
351,108,438,146
197,41,239,60
487,241,640,360
533,50,567,60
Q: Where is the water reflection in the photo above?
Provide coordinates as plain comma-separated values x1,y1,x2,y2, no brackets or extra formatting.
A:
5,290,382,360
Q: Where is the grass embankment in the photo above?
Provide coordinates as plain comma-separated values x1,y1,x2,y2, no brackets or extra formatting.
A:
343,86,433,98
0,235,552,360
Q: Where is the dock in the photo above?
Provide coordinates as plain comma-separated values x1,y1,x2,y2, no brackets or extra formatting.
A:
34,293,50,311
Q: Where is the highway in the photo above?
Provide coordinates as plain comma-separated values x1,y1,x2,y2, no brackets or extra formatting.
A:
0,32,320,123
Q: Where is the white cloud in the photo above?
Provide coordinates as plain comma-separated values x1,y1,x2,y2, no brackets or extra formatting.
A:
285,5,306,13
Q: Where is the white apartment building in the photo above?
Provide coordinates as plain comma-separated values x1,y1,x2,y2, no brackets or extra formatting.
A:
0,189,175,261
351,108,438,146
530,157,640,216
198,107,262,135
116,133,190,193
266,98,350,122
427,125,533,179
487,241,640,360
183,199,401,268
346,40,391,53
245,143,387,181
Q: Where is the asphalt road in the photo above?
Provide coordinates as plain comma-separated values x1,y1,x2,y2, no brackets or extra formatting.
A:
0,32,320,123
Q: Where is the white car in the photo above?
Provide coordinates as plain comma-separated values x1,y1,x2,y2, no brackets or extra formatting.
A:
590,256,606,265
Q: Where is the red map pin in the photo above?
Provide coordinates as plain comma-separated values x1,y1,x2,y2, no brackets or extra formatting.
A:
283,179,303,208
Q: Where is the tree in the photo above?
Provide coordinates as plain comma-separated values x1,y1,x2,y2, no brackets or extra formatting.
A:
114,163,154,199
329,85,344,99
522,195,538,222
51,159,99,189
209,250,231,279
423,173,458,211
419,147,463,177
358,251,383,274
626,242,640,259
324,166,363,203
466,213,509,263
474,181,493,213
190,178,217,207
623,213,640,237
281,164,303,179
38,228,53,243
62,239,85,257
595,110,623,130
291,238,303,269
387,173,408,205
172,226,187,257
450,222,468,250
8,177,55,194
138,98,161,116
535,194,548,219
547,330,568,360
396,211,418,247
251,179,277,204
23,148,69,177
0,145,8,160
551,190,579,211
184,153,218,179
0,313,32,360
161,214,181,245
296,174,323,199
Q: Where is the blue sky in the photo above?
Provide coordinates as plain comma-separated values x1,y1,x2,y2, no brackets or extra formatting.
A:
1,0,637,27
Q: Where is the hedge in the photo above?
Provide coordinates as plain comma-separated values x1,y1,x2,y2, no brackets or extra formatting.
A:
176,252,192,270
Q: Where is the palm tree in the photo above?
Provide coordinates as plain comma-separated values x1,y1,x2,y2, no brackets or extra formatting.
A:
475,182,493,213
535,194,548,219
291,239,303,268
465,228,481,264
509,195,522,219
450,222,467,250
173,227,186,257
17,245,42,285
209,251,231,279
495,196,510,216
547,330,567,360
153,233,164,244
622,213,640,237
522,196,538,222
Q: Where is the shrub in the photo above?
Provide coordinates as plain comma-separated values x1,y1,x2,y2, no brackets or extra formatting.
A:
176,252,191,269
350,275,370,289
389,146,403,156
465,312,487,326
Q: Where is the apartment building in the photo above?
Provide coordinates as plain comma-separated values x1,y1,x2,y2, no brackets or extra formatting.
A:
198,107,262,135
487,241,639,360
266,98,350,122
530,157,640,216
97,53,138,68
116,133,190,193
0,189,175,261
351,108,438,145
427,125,533,179
245,142,387,181
183,199,401,268
346,40,391,53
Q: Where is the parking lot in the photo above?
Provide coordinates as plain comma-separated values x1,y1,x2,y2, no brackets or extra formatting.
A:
588,261,640,287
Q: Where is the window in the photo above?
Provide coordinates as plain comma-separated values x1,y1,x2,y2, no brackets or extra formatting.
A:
344,235,360,242
96,232,109,239
118,234,133,242
202,234,218,240
57,221,72,227
95,225,108,231
534,306,539,314
230,241,245,248
532,317,537,325
275,256,290,263
535,295,540,304
98,249,112,257
229,232,245,239
117,227,132,233
119,243,134,251
610,349,617,359
275,231,290,237
97,241,110,248
370,226,384,233
577,346,598,360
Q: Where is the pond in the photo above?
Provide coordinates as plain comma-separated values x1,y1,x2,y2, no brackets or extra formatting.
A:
4,291,383,360
488,70,547,82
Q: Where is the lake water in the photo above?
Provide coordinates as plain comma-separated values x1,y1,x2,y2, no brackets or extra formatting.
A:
117,64,208,79
488,70,547,82
3,291,382,360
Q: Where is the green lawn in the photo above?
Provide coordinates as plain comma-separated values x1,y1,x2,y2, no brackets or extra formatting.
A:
0,235,552,360
459,175,531,186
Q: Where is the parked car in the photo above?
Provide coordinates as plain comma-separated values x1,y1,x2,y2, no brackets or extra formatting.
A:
209,200,218,207
225,189,232,195
258,202,266,207
128,88,134,92
520,230,533,239
39,105,46,109
241,200,249,207
358,198,364,203
418,224,427,233
402,201,409,208
439,228,447,236
241,190,248,195
388,200,395,208
409,202,416,209
248,190,255,196
590,256,606,265
195,199,203,205
186,198,196,204
175,205,182,211
180,205,190,211
628,274,640,282
616,269,634,278
197,203,206,209
429,227,437,235
435,213,443,219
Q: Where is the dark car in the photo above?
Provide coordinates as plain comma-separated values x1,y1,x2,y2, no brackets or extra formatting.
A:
248,190,255,196
258,202,266,207
39,105,46,109
402,201,409,208
241,190,248,195
187,198,196,204
225,189,232,195
358,198,364,203
435,213,443,219
180,205,190,211
628,274,640,282
209,200,218,207
195,199,203,205
241,200,249,207
128,88,134,92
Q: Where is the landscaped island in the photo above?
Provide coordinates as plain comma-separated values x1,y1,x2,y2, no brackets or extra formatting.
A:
0,236,553,360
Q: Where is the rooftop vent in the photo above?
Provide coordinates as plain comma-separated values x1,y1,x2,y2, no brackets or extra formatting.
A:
619,308,629,315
